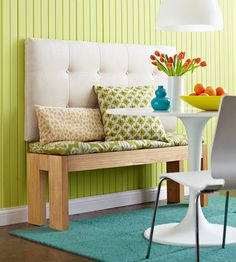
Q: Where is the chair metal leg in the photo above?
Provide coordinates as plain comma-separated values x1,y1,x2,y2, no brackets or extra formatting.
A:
195,192,202,262
146,177,168,259
222,191,230,248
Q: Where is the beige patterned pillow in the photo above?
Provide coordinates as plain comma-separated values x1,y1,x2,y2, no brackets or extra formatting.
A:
35,105,105,145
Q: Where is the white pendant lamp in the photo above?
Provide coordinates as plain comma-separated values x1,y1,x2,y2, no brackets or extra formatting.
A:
156,0,223,32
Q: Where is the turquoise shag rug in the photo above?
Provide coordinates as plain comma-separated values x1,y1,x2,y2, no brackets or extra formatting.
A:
9,196,236,262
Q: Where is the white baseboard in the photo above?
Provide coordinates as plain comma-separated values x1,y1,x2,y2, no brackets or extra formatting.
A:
0,186,189,227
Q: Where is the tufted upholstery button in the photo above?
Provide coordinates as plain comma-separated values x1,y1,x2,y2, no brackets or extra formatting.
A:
126,71,129,75
66,69,70,74
97,71,100,74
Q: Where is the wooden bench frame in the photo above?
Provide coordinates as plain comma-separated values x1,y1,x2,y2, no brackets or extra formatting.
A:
27,144,208,231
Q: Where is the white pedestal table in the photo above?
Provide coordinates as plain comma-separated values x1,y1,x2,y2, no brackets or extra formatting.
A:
106,108,236,247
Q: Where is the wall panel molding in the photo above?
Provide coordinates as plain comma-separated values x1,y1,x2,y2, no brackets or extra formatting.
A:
0,186,190,226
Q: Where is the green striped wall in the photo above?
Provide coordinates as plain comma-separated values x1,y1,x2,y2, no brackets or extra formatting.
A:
0,0,234,208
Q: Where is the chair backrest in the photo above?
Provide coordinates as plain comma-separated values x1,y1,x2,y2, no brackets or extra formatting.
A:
211,96,236,190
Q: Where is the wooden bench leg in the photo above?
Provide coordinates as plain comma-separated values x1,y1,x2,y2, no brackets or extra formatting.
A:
166,161,185,204
48,155,69,230
201,144,208,207
27,153,46,226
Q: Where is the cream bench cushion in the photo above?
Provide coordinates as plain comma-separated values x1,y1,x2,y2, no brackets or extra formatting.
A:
25,39,177,142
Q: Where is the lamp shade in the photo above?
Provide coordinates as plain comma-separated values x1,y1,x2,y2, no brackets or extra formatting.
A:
156,0,223,32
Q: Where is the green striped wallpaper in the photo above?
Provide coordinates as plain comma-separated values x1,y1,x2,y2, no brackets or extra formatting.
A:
0,0,234,208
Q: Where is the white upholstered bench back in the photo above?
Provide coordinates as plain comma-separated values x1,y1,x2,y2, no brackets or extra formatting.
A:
25,38,176,142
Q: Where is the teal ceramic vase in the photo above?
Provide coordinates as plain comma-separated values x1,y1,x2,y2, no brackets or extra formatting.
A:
151,86,170,111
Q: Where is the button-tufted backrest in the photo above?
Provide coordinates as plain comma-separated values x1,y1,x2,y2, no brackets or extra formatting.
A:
25,38,176,142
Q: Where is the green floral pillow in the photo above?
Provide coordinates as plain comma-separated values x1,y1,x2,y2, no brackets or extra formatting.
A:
94,85,167,141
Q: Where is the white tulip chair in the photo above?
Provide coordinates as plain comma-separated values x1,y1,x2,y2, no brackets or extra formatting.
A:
146,96,236,262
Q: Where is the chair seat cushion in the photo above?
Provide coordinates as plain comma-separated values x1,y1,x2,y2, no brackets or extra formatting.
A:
28,133,188,155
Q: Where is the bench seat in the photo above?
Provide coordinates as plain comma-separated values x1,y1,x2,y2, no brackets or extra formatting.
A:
27,137,209,231
29,133,188,155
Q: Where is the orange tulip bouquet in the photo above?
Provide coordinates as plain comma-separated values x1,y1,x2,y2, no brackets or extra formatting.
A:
150,51,207,76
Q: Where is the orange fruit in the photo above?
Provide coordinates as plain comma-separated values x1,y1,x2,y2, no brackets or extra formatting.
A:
199,93,209,96
194,83,205,95
189,92,197,96
205,86,216,96
216,87,226,96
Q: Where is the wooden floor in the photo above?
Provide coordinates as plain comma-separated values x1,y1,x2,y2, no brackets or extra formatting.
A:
0,201,161,262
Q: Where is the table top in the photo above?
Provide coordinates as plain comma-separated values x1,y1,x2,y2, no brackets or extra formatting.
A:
106,108,218,118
